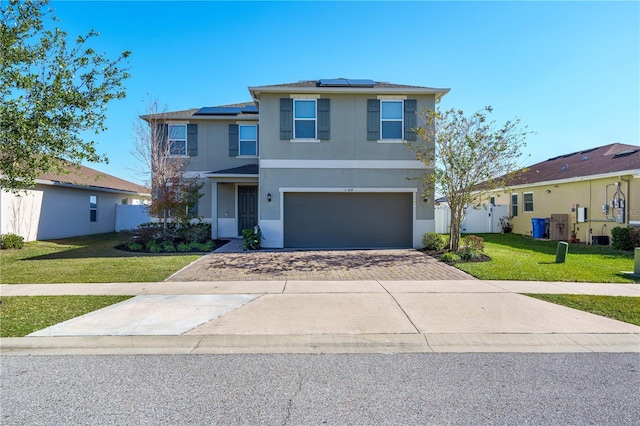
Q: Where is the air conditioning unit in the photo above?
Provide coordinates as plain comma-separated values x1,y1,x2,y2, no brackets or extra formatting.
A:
591,236,610,245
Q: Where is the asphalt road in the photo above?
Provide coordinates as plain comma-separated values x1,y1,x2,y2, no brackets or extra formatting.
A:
2,353,639,425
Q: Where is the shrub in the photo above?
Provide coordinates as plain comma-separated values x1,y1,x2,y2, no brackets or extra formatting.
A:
462,235,485,253
189,240,214,252
611,227,634,251
177,242,191,252
440,251,461,263
458,247,482,261
127,242,143,251
132,224,164,244
176,222,212,244
146,241,161,253
241,226,263,251
422,232,445,251
0,233,25,250
161,241,176,253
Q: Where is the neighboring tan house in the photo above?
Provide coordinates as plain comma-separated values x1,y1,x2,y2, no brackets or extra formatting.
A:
484,143,640,243
146,79,449,248
1,165,150,241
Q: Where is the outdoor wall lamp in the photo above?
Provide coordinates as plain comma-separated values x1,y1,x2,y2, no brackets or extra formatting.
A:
267,193,272,202
546,189,551,194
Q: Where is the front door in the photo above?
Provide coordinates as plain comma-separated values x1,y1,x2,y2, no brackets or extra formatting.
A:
238,186,258,235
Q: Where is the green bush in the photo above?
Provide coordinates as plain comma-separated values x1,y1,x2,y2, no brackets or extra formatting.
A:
241,226,263,251
176,222,212,244
127,242,143,251
177,242,191,252
189,240,214,252
458,248,479,261
462,235,485,253
440,251,461,263
161,241,176,253
611,227,634,251
0,233,25,250
422,232,445,251
146,241,161,253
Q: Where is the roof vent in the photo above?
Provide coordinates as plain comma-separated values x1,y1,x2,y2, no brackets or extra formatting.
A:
581,155,589,161
561,164,569,172
547,155,561,161
561,152,577,158
613,149,640,159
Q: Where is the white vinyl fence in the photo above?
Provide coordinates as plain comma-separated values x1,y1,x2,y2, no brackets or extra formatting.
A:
115,204,151,231
435,203,509,234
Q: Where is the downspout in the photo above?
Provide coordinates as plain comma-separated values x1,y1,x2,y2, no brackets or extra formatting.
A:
621,176,631,226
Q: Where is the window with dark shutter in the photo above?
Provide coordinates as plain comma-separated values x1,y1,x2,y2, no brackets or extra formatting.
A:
229,124,239,157
367,99,380,140
280,98,293,140
404,100,417,141
317,98,330,140
187,124,198,156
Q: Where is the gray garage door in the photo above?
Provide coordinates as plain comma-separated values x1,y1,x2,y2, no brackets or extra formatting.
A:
284,192,412,249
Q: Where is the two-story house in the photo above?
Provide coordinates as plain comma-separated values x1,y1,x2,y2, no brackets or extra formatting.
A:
147,79,449,249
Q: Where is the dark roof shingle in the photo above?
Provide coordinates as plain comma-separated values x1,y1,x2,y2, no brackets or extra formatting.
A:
38,163,149,194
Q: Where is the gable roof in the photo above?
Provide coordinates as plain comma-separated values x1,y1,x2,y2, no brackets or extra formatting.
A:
209,164,259,176
143,102,257,120
249,79,450,102
502,143,640,187
37,164,150,195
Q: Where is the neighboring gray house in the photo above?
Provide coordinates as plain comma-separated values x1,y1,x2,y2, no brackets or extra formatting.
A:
147,79,449,248
0,165,150,241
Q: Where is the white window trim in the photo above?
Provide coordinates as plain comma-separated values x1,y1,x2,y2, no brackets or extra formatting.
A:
168,123,187,157
237,124,258,158
293,98,317,141
523,191,534,213
511,193,519,217
380,99,404,142
89,195,97,222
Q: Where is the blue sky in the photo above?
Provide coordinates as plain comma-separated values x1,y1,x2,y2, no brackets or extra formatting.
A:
49,1,639,184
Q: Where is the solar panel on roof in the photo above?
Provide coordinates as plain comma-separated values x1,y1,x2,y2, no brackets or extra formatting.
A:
346,79,376,87
241,105,258,113
579,148,597,154
194,107,243,115
613,149,640,158
317,79,376,87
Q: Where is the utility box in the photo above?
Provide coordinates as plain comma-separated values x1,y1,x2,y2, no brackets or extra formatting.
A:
591,236,610,245
577,207,587,223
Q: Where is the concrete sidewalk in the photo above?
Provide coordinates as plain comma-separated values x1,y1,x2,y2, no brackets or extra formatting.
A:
1,280,639,355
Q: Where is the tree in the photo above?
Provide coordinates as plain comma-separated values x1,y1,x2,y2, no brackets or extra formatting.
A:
407,106,530,252
132,97,203,238
0,0,131,190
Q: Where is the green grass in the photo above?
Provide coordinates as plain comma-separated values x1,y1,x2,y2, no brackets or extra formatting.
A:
526,294,640,326
453,233,639,283
0,233,202,283
0,295,132,337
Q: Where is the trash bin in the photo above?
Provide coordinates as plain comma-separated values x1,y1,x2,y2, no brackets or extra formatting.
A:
532,218,546,238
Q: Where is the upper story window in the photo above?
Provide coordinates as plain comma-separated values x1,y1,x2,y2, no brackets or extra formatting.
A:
523,192,534,213
239,125,258,156
381,100,404,140
294,99,317,139
168,124,187,156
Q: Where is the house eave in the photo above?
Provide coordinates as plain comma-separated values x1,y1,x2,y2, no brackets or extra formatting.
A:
34,179,150,197
249,86,450,103
485,169,640,192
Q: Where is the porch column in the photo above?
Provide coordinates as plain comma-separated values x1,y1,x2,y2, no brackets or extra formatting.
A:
210,180,218,239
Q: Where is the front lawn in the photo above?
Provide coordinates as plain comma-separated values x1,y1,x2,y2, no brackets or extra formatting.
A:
453,233,638,283
0,295,132,337
0,233,203,284
526,294,640,326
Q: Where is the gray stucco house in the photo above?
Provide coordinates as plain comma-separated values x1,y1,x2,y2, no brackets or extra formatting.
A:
149,79,449,249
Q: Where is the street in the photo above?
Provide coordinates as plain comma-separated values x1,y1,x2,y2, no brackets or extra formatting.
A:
2,353,638,425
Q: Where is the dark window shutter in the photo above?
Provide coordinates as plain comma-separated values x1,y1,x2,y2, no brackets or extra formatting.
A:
367,99,380,140
317,98,330,140
404,99,417,141
229,124,239,157
280,98,293,140
187,124,198,156
256,125,259,155
156,123,168,153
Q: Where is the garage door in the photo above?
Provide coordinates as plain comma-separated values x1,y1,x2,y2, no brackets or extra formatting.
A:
284,192,412,248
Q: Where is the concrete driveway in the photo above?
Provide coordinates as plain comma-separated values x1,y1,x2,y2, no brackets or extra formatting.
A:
167,249,476,281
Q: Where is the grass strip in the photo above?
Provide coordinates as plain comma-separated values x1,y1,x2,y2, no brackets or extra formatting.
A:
0,233,201,283
0,295,132,337
526,294,640,326
453,233,638,283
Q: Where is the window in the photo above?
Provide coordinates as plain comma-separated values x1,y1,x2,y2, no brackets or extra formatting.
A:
511,193,518,217
381,100,403,140
523,192,534,212
89,195,97,222
489,196,496,206
239,125,258,156
168,124,187,156
294,99,316,139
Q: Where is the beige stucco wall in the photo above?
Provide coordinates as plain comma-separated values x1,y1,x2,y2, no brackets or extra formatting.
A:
485,174,639,240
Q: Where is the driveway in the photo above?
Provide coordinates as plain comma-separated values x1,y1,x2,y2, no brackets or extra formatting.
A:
167,249,476,281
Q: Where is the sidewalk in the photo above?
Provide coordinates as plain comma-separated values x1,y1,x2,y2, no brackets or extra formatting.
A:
1,280,638,355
